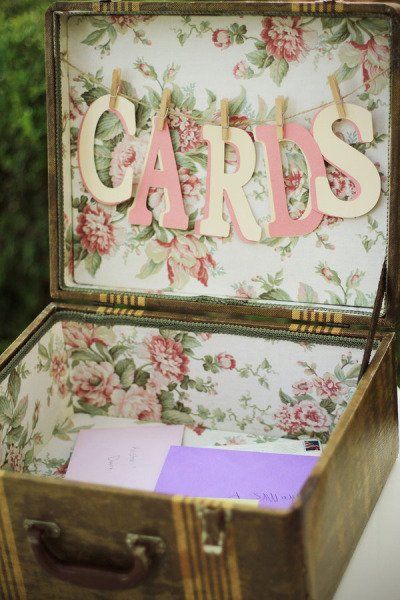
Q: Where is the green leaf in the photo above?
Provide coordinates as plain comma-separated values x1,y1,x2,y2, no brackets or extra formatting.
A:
81,87,105,106
197,405,211,419
279,389,294,405
70,349,103,364
334,365,346,381
161,409,194,425
228,86,246,115
96,111,124,141
267,289,291,302
115,359,136,388
326,290,344,305
361,18,389,35
134,369,150,388
76,400,106,416
246,49,268,69
0,394,13,422
171,84,184,108
137,259,164,280
7,370,21,404
7,425,23,443
38,343,49,360
269,59,288,86
325,20,350,45
12,395,28,426
81,28,107,46
355,289,369,307
320,398,336,414
336,63,358,83
160,391,175,410
84,251,101,277
145,87,161,109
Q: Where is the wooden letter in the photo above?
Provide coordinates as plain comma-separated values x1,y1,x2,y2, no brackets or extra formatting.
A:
128,117,188,230
255,124,324,238
78,94,136,205
312,103,381,218
196,125,260,241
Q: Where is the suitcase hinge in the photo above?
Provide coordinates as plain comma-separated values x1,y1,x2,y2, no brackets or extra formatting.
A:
197,506,231,555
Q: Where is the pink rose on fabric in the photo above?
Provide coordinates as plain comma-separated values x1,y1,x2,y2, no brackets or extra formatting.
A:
76,205,120,256
212,29,232,49
321,214,343,228
349,37,389,92
109,132,150,187
275,405,302,435
284,170,303,193
146,234,216,289
275,400,331,434
261,17,306,62
293,400,331,432
216,352,236,370
145,372,168,395
292,380,313,395
233,60,252,79
62,322,115,349
321,266,334,282
235,283,256,299
146,335,189,383
109,385,161,421
179,167,202,207
7,445,24,472
50,352,68,396
169,108,202,153
327,166,356,200
71,361,120,407
313,376,346,401
199,332,212,341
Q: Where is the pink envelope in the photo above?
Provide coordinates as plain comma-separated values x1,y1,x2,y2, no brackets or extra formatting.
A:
65,424,184,490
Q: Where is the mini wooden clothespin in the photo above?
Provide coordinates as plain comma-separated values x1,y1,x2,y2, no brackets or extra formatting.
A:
221,98,229,142
328,74,346,118
109,68,122,110
157,88,172,131
275,96,285,141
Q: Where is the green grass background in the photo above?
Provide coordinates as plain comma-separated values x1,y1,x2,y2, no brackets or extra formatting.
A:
0,1,398,382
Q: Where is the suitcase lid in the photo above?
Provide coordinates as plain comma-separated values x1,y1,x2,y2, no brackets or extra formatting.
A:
45,1,400,330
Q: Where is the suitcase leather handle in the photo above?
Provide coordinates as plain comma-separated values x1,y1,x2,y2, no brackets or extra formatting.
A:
24,520,165,590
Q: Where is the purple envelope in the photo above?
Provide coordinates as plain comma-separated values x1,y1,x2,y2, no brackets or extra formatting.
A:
155,446,319,509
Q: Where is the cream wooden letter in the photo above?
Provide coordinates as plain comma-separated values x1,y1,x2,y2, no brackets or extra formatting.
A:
312,103,381,218
196,125,260,242
78,95,136,205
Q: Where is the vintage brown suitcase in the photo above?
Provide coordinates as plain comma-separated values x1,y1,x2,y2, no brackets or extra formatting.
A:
0,1,399,598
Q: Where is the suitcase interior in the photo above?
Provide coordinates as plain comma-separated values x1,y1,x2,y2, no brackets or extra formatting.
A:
0,308,374,481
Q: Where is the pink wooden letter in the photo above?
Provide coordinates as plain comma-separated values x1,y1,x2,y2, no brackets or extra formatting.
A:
255,124,324,238
128,119,188,230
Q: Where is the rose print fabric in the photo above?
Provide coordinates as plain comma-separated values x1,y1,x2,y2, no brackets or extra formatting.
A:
0,316,368,474
59,14,390,310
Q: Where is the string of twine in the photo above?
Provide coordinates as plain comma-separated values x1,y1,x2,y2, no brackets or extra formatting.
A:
62,56,389,125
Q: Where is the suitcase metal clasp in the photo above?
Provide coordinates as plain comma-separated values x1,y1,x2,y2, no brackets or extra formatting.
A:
197,506,231,555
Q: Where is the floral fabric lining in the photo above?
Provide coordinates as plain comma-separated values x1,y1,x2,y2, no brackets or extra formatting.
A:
0,317,367,475
60,14,390,310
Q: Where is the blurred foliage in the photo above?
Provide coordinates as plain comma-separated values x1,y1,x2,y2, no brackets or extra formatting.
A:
0,0,49,352
0,1,398,386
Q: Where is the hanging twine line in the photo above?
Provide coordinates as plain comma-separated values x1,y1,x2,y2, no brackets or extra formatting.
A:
62,56,389,125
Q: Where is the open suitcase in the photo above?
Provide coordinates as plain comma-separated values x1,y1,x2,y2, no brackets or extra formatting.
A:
0,1,399,598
